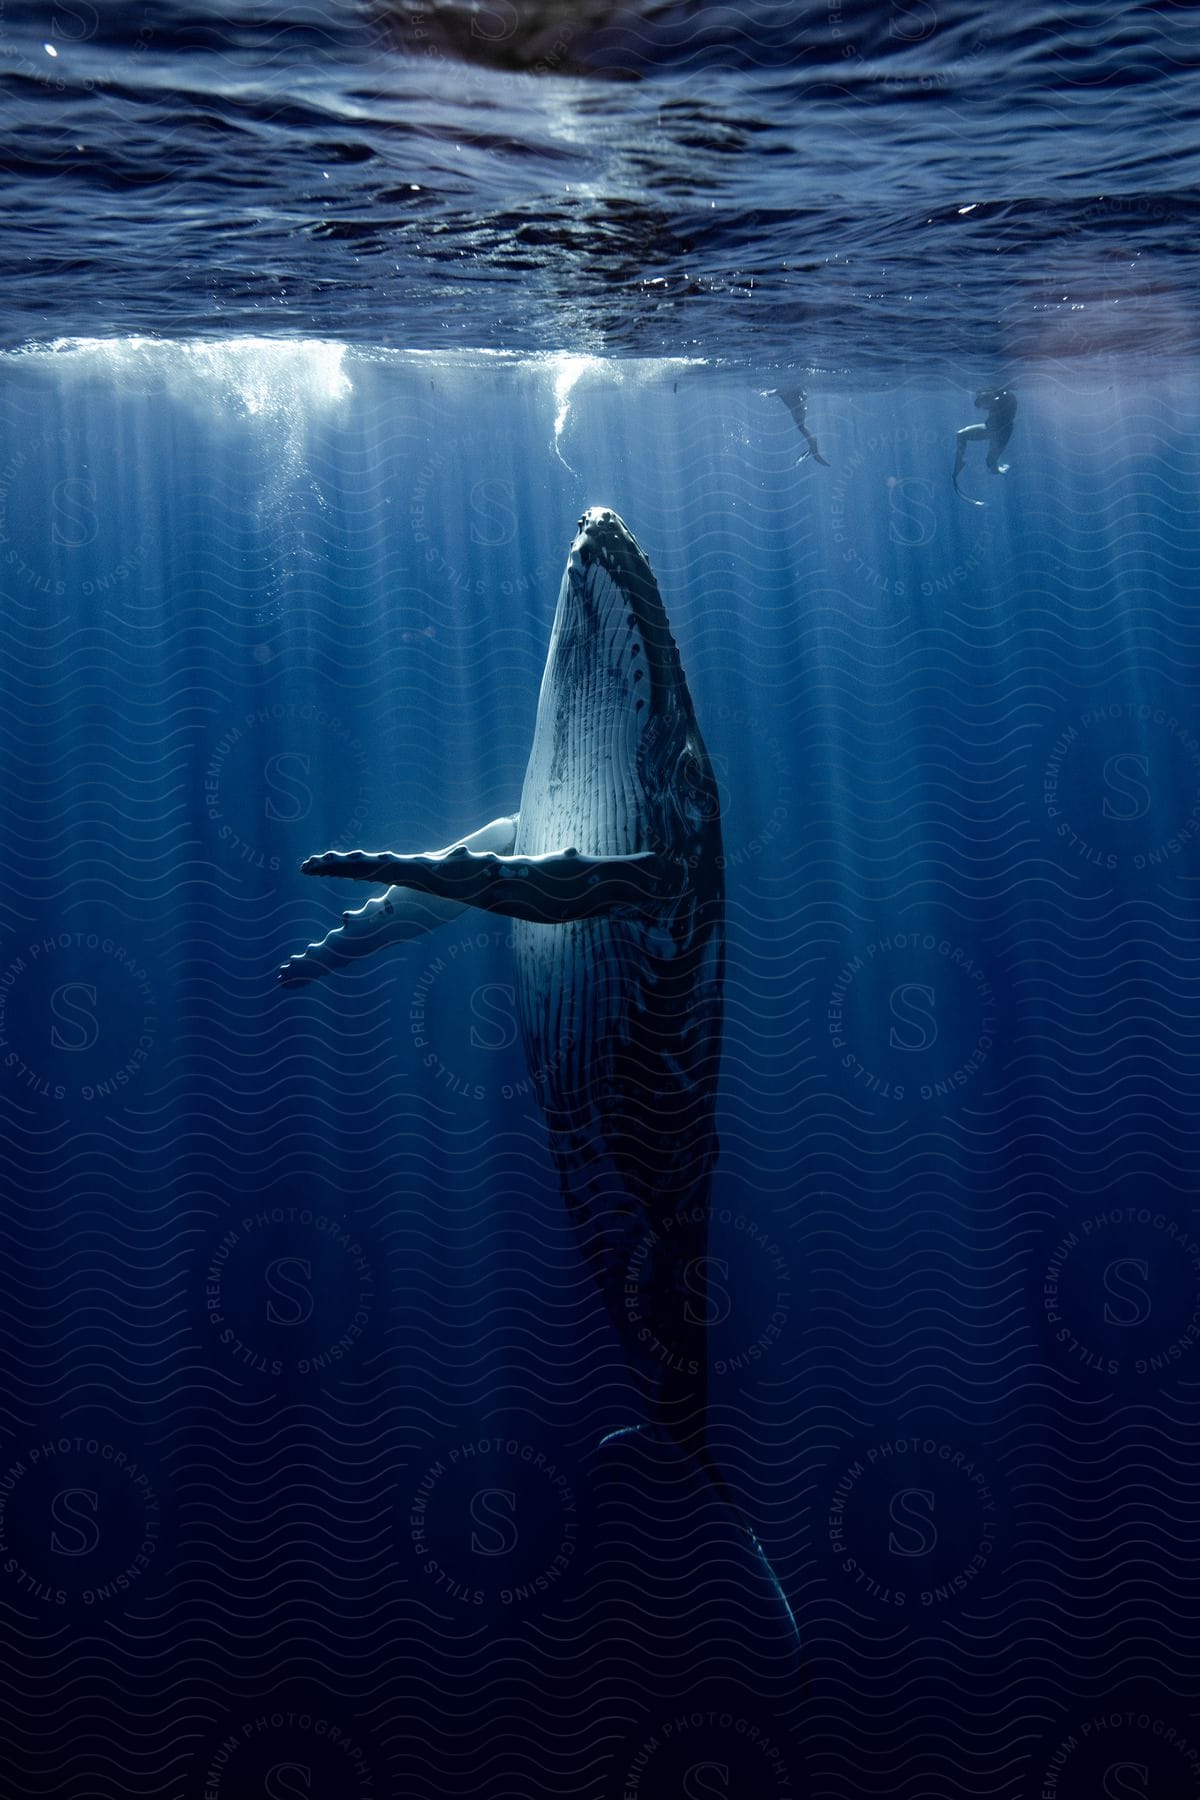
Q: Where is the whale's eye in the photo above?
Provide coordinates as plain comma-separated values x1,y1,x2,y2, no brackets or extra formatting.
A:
675,749,720,828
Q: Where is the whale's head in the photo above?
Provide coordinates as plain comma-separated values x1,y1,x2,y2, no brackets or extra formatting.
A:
524,506,722,874
555,506,690,730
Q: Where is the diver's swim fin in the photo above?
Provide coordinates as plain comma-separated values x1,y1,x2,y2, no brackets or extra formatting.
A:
952,470,988,508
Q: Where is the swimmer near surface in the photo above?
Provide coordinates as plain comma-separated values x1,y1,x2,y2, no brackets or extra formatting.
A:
766,383,829,466
953,387,1017,506
280,506,799,1647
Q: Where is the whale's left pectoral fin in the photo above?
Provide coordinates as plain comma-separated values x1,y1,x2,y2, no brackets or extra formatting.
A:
278,886,466,987
279,814,519,986
301,846,687,924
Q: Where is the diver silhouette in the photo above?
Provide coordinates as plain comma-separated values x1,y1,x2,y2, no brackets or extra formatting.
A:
953,388,1016,506
767,384,829,466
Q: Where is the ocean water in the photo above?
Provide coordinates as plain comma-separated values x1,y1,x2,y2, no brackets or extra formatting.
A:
2,5,1200,1799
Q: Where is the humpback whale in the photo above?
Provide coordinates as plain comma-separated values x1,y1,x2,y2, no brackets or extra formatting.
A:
280,506,795,1639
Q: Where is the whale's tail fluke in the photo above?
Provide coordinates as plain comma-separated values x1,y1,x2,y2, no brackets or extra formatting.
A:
599,1418,800,1650
683,1427,801,1650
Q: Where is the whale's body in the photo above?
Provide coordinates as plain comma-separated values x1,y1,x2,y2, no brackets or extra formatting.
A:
511,509,725,1445
281,507,792,1636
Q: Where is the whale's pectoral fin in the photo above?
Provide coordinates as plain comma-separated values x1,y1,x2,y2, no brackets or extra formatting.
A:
278,887,466,987
279,814,518,986
302,846,686,924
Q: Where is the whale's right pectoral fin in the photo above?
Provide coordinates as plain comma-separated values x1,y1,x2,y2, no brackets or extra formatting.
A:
301,846,686,924
278,814,517,987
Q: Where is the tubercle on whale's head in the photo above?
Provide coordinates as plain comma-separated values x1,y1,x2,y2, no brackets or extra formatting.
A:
570,506,652,580
561,505,685,707
558,507,723,883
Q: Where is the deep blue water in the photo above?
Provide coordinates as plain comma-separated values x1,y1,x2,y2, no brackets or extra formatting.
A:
3,6,1200,1800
